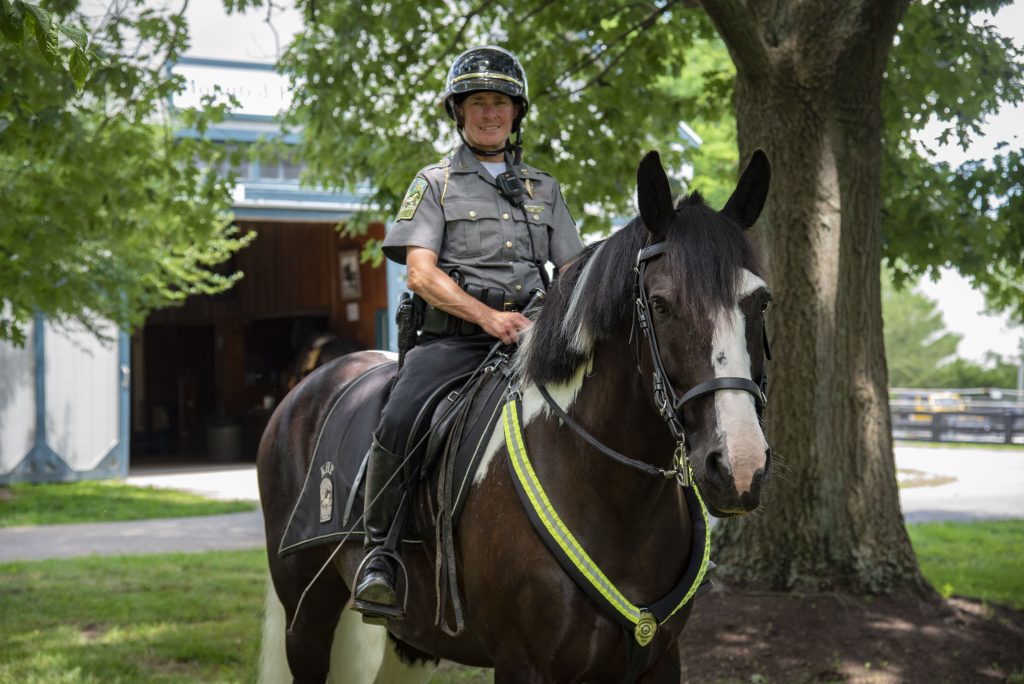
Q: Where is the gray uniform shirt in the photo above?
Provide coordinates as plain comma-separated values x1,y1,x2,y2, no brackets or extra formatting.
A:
383,144,584,304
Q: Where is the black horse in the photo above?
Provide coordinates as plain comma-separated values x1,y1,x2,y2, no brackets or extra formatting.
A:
257,149,773,683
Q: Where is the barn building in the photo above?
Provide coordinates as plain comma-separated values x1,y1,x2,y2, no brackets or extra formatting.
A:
0,57,404,483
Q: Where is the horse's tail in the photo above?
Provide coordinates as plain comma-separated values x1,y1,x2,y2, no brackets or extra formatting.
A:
258,579,291,684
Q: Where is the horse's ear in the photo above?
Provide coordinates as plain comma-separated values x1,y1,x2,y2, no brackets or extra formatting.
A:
721,149,771,229
637,150,674,238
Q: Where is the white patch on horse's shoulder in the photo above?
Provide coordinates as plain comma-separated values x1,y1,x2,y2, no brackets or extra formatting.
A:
372,350,399,362
471,358,592,486
471,421,507,486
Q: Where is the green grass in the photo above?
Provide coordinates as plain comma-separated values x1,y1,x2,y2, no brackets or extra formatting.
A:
0,521,1018,682
0,481,255,527
0,550,266,684
908,519,1024,609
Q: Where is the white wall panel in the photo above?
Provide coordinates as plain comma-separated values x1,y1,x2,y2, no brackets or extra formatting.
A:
44,321,119,471
0,328,36,474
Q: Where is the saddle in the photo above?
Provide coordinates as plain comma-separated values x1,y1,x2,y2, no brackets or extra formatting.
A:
278,352,513,557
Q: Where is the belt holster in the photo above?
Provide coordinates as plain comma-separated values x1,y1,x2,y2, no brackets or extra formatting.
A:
417,273,514,337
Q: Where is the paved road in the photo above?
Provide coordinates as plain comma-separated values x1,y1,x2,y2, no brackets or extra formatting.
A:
897,445,1024,522
0,445,1020,562
0,511,265,563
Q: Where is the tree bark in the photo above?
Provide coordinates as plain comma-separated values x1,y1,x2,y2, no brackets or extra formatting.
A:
701,0,929,594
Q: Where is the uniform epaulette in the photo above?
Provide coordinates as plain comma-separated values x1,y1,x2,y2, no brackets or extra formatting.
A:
518,163,551,178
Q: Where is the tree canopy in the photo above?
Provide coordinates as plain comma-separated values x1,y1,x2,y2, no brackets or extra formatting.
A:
267,0,1022,322
0,0,251,345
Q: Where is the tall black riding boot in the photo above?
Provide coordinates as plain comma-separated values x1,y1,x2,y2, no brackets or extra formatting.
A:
352,437,405,620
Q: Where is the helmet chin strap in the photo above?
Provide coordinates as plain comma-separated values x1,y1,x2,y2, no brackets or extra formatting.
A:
457,127,523,165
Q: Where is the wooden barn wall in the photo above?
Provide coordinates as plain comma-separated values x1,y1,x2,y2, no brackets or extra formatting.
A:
143,220,388,421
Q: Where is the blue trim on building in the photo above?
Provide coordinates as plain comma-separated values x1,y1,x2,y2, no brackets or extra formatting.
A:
385,225,405,353
232,207,354,222
174,127,301,144
33,313,45,457
117,330,131,477
177,56,276,71
1,318,131,485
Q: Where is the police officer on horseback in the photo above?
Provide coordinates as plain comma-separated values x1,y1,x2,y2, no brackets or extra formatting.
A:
352,45,584,621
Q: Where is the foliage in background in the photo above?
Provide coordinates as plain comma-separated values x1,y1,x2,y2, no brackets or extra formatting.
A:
0,0,252,345
0,481,255,527
240,0,1023,321
882,274,963,386
268,1,719,239
883,272,1020,388
882,0,1024,323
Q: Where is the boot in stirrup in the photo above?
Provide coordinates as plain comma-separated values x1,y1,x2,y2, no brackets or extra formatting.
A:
352,437,405,622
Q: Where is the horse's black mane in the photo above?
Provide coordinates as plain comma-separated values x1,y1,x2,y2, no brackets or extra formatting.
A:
521,191,760,385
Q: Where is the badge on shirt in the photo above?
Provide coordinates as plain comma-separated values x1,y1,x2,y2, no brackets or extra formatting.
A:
397,178,428,220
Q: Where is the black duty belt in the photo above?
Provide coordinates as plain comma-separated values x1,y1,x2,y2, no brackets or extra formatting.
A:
417,283,522,337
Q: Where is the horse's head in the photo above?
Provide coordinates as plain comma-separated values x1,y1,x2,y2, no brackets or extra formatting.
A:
635,150,772,516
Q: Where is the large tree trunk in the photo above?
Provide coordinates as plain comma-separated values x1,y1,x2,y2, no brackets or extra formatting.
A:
700,0,929,594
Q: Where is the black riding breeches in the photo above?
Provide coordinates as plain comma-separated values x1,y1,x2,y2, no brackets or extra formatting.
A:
375,333,497,456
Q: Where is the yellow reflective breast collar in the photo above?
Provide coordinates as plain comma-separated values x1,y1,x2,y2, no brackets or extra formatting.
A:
502,392,711,647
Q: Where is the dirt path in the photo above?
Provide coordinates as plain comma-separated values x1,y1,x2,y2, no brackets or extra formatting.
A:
678,585,1024,683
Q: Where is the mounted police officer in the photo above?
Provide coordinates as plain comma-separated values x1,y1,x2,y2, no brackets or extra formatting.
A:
352,45,584,621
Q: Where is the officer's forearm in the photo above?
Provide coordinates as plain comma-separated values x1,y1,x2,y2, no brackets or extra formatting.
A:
407,263,494,326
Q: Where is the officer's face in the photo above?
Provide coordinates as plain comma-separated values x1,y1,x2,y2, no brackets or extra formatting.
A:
458,92,517,155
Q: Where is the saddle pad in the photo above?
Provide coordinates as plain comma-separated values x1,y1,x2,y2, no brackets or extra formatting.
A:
279,361,398,556
278,355,513,558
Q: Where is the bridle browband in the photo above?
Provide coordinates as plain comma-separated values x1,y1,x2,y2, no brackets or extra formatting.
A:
537,239,770,487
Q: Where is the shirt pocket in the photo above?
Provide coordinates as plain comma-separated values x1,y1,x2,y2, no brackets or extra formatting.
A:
443,200,500,258
522,202,552,260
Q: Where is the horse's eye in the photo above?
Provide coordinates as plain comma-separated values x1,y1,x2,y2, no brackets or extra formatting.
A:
760,295,773,313
649,297,670,316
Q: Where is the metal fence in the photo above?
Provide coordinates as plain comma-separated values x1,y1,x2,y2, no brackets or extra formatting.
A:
890,388,1024,445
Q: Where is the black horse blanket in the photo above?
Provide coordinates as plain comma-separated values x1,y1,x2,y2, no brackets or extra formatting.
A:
278,356,511,557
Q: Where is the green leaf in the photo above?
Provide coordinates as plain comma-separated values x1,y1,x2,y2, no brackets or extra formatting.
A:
69,45,88,89
0,0,25,45
24,3,58,67
57,22,88,49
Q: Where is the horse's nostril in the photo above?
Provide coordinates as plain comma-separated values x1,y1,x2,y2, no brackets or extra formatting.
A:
764,448,773,475
705,451,732,484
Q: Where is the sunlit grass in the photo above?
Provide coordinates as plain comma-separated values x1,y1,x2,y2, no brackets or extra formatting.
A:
0,480,254,527
0,550,265,683
907,519,1024,609
0,522,1019,682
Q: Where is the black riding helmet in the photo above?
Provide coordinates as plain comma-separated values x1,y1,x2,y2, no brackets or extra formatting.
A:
441,46,530,134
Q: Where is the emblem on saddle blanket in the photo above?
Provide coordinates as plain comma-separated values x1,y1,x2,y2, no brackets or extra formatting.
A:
319,462,334,523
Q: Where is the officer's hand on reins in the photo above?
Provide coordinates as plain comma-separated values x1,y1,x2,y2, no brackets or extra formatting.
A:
482,310,531,345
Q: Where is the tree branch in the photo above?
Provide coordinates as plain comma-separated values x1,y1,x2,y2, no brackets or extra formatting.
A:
699,0,772,79
541,0,684,99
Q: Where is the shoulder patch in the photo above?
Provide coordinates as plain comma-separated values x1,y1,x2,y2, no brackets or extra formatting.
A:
397,178,428,221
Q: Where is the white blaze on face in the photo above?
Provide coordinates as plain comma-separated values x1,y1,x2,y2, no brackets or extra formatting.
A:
710,269,769,493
